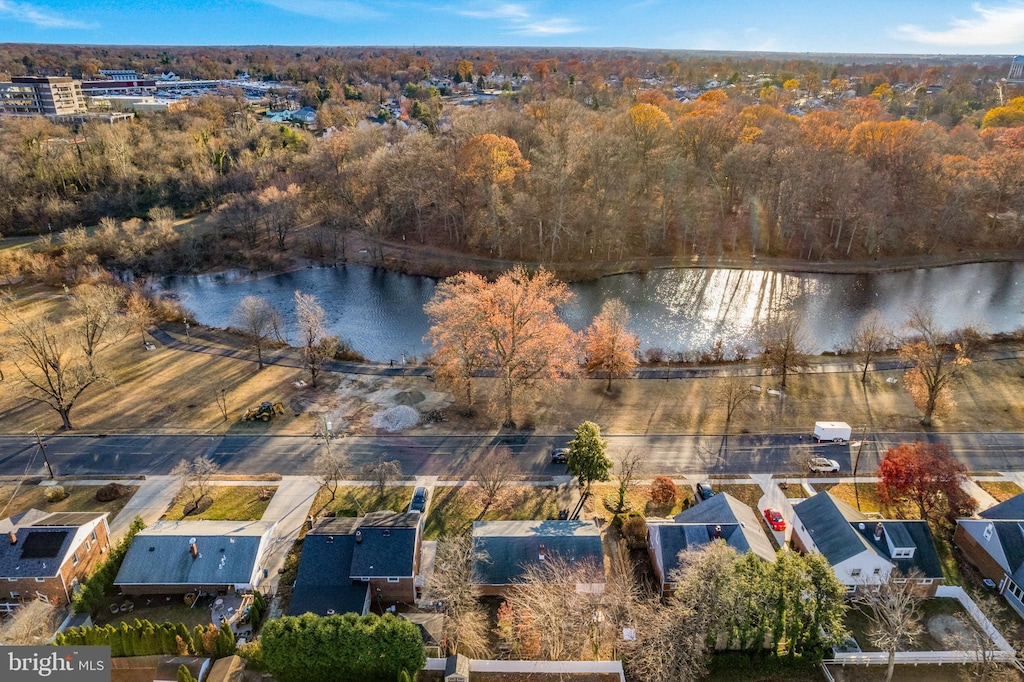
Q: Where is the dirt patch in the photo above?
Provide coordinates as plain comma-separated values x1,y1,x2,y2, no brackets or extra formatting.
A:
928,613,988,649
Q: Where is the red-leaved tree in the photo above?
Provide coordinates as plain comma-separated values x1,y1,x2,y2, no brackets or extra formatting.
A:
876,441,976,523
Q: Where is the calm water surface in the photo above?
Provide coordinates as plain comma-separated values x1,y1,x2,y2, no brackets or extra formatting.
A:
158,262,1024,362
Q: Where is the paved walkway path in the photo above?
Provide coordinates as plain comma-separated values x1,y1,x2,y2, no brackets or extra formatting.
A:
106,475,178,541
149,327,1024,381
254,477,322,593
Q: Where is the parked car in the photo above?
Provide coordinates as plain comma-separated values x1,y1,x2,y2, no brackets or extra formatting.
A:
695,482,715,502
551,447,570,464
409,486,428,513
808,457,841,473
763,508,786,531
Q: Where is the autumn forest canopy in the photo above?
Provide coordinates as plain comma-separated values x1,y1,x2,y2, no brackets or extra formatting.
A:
3,45,1024,270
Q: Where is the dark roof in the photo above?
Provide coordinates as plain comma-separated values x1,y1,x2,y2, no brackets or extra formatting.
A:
980,493,1024,520
793,492,872,565
471,520,604,586
0,510,106,579
287,532,370,617
401,613,444,647
996,522,1024,585
670,493,776,562
114,521,273,587
350,511,420,578
851,521,945,580
649,523,753,579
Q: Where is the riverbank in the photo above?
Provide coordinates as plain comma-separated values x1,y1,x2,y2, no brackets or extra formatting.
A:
349,231,1024,282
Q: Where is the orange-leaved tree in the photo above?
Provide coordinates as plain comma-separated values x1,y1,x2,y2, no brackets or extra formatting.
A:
425,266,577,427
898,309,972,426
583,298,639,391
877,441,975,523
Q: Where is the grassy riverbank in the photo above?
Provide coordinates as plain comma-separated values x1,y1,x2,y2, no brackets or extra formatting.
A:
3,283,1024,437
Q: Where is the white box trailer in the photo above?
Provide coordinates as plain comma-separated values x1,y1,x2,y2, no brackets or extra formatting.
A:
813,421,851,443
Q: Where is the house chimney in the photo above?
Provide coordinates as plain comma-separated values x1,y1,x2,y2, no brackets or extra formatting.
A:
538,543,546,561
189,542,198,558
8,531,17,545
714,525,722,539
873,522,883,542
306,515,314,531
355,530,362,544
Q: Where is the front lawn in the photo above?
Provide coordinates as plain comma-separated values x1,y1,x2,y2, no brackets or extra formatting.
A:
308,485,414,518
0,483,138,519
977,481,1024,502
815,482,923,518
778,482,807,498
585,482,695,521
94,600,216,631
161,485,276,521
713,484,764,509
424,485,560,539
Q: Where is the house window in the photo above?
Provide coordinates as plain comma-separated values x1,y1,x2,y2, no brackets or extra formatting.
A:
91,530,98,543
85,540,91,552
894,578,907,584
919,579,933,585
6,578,15,583
984,523,994,541
72,552,79,566
9,591,20,600
387,578,400,584
873,568,881,576
34,578,45,583
850,568,862,577
892,548,913,558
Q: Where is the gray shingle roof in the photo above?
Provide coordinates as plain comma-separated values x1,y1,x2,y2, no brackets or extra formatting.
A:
793,492,872,565
471,520,604,586
851,521,945,580
0,510,106,579
980,493,1024,520
670,493,776,563
287,531,369,617
114,521,273,587
349,511,420,578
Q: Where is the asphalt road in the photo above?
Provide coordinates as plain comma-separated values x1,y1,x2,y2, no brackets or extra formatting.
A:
2,430,1024,479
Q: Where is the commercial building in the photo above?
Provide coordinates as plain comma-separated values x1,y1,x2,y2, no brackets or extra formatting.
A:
0,76,87,116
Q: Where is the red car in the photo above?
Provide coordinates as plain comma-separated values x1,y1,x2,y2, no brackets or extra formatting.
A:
764,508,786,531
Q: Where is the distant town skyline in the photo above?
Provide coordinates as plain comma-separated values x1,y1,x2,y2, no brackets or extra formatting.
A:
3,1,1024,55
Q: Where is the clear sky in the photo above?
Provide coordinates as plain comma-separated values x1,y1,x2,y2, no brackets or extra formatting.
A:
3,0,1024,54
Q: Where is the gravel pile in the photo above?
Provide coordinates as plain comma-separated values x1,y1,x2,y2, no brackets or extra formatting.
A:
370,405,420,432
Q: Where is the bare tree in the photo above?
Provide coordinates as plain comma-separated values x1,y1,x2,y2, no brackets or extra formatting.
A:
474,447,516,510
424,535,490,657
759,314,809,389
496,555,610,661
360,456,401,499
69,283,126,369
612,448,643,513
124,288,156,347
853,569,927,682
624,597,710,682
294,291,337,388
851,310,894,383
0,294,107,430
232,295,281,371
900,308,973,426
215,388,228,421
171,455,220,514
712,376,757,430
0,599,62,645
311,445,346,505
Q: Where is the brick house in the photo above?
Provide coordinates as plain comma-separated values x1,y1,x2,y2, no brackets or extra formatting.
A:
0,510,110,609
287,510,422,617
954,493,1024,617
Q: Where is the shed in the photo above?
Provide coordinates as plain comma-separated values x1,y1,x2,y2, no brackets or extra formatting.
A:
444,654,470,682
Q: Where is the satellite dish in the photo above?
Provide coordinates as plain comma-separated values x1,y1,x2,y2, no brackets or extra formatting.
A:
189,537,197,544
858,523,866,530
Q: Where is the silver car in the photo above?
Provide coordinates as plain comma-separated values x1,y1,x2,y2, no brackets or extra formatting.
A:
808,457,840,473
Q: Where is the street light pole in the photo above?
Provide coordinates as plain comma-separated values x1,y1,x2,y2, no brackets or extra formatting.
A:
852,425,867,511
31,428,54,480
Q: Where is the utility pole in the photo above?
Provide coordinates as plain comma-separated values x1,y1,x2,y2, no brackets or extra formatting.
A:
30,428,54,480
852,425,867,511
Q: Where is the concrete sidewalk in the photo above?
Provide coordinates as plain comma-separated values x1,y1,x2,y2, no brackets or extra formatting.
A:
256,477,321,593
106,476,178,541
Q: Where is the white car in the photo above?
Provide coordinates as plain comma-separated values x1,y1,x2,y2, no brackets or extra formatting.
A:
808,457,840,473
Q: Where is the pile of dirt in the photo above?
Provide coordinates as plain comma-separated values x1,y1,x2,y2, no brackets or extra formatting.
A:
370,405,420,432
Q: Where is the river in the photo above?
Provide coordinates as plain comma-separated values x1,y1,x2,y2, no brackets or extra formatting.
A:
157,262,1024,363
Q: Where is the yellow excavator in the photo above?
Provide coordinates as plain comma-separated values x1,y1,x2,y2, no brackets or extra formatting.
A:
243,401,285,422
